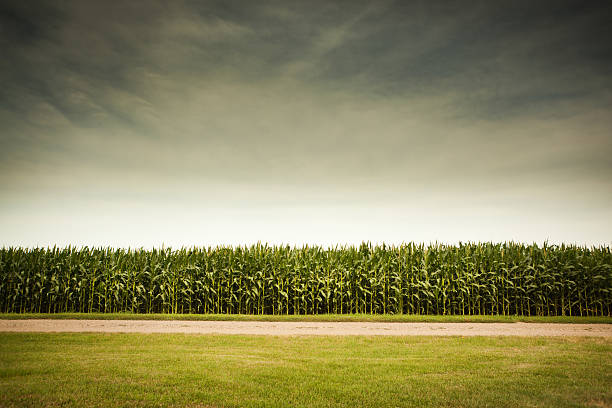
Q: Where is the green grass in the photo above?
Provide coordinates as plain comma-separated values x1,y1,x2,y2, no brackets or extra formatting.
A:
1,312,611,324
0,333,610,407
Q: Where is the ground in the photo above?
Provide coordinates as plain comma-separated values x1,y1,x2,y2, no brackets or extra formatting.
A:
1,315,610,407
1,319,611,336
1,333,611,407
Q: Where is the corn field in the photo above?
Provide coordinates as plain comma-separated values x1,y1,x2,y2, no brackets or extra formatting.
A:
0,243,610,316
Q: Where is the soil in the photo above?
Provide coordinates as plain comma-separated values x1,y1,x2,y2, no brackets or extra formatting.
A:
1,320,611,336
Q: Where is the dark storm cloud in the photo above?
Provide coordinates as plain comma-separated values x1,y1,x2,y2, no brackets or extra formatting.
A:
1,0,611,246
0,2,608,133
2,0,610,125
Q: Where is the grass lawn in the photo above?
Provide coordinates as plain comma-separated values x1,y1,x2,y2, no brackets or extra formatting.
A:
1,312,611,324
0,333,610,407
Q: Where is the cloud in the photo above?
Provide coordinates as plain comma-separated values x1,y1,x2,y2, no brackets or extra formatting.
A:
0,0,611,246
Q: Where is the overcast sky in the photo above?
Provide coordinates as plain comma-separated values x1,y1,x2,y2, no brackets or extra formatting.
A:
1,0,611,248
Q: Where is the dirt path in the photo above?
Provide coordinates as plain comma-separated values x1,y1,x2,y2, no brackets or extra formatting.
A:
1,319,611,336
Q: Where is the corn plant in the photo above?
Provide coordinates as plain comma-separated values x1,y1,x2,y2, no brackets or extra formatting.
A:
0,243,610,316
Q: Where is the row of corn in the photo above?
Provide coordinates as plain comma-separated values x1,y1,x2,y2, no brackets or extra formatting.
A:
0,243,610,316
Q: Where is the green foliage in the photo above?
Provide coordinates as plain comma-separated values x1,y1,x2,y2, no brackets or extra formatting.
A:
0,242,610,316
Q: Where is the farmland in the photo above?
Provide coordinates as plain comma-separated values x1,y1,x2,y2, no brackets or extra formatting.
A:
1,243,611,316
2,244,611,408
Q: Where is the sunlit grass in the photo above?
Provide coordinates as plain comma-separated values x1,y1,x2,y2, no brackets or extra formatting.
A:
1,333,610,407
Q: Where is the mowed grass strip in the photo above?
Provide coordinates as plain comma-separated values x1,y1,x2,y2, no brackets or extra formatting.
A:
2,312,612,324
0,333,610,407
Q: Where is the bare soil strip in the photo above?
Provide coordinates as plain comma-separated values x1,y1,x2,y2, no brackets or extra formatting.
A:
1,320,611,336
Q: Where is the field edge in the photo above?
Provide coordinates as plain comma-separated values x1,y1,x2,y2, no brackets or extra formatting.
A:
1,312,610,324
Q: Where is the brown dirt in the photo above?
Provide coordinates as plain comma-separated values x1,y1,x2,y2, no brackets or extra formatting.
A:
1,320,611,336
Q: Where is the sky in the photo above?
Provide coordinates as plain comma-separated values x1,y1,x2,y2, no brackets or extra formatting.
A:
1,0,611,248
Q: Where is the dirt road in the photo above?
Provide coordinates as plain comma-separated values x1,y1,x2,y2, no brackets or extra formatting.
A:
1,319,611,336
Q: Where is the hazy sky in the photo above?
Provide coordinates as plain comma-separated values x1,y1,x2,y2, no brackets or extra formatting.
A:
1,0,611,247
